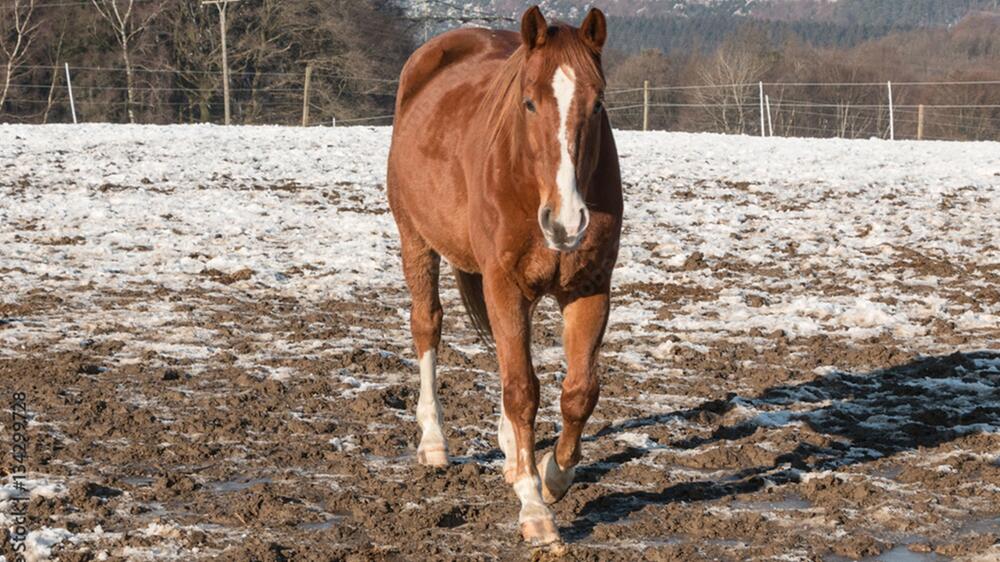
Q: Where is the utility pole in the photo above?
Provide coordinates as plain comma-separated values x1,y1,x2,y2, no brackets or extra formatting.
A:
202,0,239,125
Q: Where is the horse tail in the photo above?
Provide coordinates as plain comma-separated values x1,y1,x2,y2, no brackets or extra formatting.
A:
454,268,494,350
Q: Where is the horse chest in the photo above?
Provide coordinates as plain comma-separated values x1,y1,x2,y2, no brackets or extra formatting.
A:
502,247,608,300
497,248,556,297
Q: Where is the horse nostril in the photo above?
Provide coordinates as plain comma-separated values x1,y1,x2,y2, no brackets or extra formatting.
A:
539,206,553,229
579,208,590,233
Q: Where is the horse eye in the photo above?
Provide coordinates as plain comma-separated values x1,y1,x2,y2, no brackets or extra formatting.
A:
524,98,536,113
593,100,603,115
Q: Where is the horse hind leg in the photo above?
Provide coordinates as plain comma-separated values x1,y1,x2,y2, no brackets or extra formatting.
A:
454,270,515,480
539,291,609,504
399,232,448,466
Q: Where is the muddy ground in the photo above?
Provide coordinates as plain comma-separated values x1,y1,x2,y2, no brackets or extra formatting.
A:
4,257,1000,561
1,127,999,561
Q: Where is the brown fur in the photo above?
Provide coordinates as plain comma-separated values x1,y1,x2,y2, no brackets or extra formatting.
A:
387,6,622,545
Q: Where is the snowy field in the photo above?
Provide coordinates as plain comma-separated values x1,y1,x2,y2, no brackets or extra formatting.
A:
1,124,999,560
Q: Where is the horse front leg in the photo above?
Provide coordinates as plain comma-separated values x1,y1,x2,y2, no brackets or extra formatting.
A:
539,291,609,504
484,272,560,546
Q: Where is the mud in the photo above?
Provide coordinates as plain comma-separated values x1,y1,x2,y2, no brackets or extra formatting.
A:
1,143,999,559
2,273,999,561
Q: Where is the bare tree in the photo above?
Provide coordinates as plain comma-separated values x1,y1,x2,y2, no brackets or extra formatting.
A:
41,28,65,123
160,2,221,123
90,0,160,123
693,42,769,134
0,0,37,113
607,49,676,130
234,0,291,124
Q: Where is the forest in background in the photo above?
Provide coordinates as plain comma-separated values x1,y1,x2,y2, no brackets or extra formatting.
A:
1,0,999,140
0,0,414,126
606,13,1000,140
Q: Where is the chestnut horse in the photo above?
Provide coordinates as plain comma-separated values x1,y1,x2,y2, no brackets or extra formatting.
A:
387,6,622,546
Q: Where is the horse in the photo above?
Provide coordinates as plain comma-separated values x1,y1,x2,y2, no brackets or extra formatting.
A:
386,5,623,547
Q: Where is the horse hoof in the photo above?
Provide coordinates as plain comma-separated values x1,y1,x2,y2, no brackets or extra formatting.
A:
545,541,568,556
537,452,575,504
520,516,560,546
417,444,448,466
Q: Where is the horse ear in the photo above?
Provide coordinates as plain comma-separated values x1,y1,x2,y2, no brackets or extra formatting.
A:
579,8,607,52
521,6,548,50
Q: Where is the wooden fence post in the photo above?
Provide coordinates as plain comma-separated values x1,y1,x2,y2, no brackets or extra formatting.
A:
917,104,925,140
642,80,649,132
887,81,895,140
302,63,313,127
765,94,773,137
64,63,77,124
759,81,765,137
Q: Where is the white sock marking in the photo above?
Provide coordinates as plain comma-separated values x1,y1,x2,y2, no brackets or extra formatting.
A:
498,388,516,459
514,475,550,522
416,350,444,448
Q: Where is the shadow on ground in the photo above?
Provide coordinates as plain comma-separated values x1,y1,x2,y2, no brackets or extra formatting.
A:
566,350,1000,540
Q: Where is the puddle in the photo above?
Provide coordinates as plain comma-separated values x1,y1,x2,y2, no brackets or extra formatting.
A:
642,537,684,547
136,502,169,517
957,515,1000,535
207,477,272,493
827,545,949,562
874,466,904,481
297,516,344,532
120,477,154,487
864,545,948,562
729,495,811,512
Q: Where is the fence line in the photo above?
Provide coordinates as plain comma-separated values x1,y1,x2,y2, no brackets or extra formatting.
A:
19,64,399,83
2,64,999,140
608,79,1000,95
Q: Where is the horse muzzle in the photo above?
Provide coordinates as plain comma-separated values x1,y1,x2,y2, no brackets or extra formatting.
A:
538,204,590,252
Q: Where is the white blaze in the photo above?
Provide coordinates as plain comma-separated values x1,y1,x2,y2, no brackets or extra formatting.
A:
551,66,587,235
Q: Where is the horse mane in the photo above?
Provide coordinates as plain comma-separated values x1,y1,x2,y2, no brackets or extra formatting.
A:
480,24,606,161
480,46,529,158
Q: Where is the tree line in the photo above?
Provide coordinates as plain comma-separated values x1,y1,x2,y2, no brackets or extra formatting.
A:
0,0,414,125
605,14,1000,140
2,0,999,141
753,0,1000,28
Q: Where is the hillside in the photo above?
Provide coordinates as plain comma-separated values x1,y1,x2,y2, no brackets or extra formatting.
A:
405,0,1000,52
406,0,999,24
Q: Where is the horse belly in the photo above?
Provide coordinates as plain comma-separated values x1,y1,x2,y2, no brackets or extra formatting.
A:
389,127,480,270
389,47,506,273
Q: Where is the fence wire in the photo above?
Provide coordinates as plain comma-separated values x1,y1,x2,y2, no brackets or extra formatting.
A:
2,65,999,141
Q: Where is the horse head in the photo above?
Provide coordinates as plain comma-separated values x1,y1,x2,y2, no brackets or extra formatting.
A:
518,6,607,252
